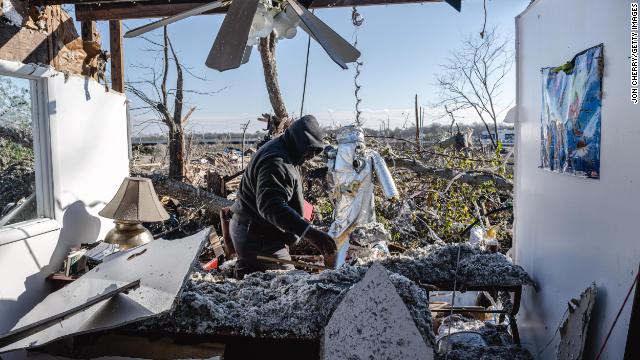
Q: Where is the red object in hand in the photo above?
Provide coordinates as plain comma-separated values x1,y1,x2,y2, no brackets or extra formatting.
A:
203,258,219,271
303,200,314,221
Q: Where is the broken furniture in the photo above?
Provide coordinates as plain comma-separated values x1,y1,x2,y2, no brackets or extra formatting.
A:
424,283,523,345
374,243,535,346
0,229,207,354
99,176,170,249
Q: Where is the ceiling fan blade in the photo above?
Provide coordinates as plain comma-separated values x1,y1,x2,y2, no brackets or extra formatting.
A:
443,0,462,12
124,1,227,38
242,46,252,64
285,0,360,69
206,0,260,71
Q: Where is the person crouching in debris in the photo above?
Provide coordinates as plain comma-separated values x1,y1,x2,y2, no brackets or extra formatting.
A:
230,115,337,278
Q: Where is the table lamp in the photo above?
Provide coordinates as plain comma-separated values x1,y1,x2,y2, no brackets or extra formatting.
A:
99,177,169,249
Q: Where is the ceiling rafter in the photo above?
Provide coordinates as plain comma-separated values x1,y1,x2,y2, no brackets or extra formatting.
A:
65,0,447,21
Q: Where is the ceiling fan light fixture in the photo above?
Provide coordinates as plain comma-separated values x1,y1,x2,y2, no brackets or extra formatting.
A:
247,2,275,45
273,9,299,39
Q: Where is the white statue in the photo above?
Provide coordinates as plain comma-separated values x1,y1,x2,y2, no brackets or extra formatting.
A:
325,126,398,267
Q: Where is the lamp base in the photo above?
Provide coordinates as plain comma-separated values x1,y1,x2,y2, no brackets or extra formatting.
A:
104,221,154,250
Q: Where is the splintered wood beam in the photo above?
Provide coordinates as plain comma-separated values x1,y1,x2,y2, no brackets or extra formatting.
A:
75,0,443,21
109,20,124,92
81,20,98,42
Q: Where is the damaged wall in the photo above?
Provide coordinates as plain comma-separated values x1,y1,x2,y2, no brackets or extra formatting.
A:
0,0,103,77
514,0,638,358
0,69,129,334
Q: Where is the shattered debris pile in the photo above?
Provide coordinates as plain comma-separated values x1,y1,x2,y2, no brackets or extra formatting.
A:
141,174,231,239
136,265,436,346
135,243,532,354
0,1,106,78
374,243,534,287
435,315,533,360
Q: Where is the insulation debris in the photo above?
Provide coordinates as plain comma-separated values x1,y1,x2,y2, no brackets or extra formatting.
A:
375,243,534,287
348,222,391,260
136,264,436,346
350,222,391,246
1,0,23,27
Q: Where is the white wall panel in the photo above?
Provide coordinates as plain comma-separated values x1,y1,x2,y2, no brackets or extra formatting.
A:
0,74,129,334
515,1,638,358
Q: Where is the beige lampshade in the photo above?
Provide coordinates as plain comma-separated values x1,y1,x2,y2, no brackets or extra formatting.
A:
99,177,170,222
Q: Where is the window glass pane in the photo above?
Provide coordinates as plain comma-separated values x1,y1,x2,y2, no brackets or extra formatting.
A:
0,75,38,226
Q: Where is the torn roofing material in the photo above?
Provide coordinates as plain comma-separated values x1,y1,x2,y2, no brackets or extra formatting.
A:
0,229,208,353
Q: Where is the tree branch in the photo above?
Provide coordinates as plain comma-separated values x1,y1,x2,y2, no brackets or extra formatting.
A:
389,157,513,190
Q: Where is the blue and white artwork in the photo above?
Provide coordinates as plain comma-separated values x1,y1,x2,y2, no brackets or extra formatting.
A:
540,44,603,179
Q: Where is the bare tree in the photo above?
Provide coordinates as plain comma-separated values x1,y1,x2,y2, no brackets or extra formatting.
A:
126,27,223,178
258,31,290,138
435,28,513,149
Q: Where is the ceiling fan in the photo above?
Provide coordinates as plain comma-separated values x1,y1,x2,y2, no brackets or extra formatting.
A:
124,0,362,72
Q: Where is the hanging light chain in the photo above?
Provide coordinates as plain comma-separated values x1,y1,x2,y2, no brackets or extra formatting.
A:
352,6,364,126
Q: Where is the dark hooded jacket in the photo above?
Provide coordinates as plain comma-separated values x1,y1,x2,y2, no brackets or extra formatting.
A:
231,115,325,245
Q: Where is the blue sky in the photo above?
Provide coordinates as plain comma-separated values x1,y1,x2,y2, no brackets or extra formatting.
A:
90,0,529,134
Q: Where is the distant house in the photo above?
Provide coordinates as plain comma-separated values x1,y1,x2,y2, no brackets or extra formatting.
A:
479,128,515,147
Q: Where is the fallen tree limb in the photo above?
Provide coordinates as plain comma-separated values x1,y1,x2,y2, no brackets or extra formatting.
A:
164,177,234,212
388,157,513,190
140,173,234,213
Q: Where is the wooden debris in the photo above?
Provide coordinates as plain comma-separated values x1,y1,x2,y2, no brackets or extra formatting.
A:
0,3,106,77
256,255,328,272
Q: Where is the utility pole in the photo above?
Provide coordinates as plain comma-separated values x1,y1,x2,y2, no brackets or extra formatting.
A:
415,94,420,151
420,106,425,141
240,121,251,169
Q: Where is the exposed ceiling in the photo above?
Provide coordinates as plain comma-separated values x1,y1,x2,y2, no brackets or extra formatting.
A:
35,0,459,21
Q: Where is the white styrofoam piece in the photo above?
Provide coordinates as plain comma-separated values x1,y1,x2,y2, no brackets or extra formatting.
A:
0,229,207,353
322,262,434,360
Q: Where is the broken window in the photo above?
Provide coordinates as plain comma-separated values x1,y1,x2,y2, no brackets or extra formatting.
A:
0,75,38,226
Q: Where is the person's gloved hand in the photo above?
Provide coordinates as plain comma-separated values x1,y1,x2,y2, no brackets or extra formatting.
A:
305,227,337,264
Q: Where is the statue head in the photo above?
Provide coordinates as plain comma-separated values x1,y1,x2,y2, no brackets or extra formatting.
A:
336,125,365,146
